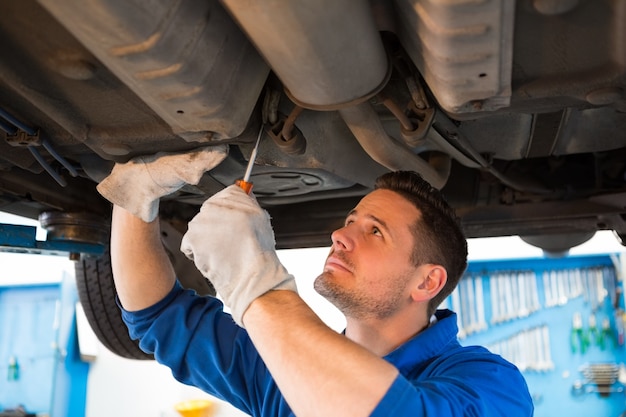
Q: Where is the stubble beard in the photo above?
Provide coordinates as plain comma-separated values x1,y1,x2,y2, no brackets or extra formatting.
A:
314,268,407,321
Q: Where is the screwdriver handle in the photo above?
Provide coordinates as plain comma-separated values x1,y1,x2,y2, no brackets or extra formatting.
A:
235,179,254,194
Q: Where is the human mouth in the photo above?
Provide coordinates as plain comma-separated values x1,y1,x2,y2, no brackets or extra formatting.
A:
324,252,352,273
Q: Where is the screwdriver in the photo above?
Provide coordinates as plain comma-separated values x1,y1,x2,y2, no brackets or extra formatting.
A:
235,126,263,194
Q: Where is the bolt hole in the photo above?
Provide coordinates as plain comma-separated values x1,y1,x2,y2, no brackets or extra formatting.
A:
177,110,184,114
478,73,487,78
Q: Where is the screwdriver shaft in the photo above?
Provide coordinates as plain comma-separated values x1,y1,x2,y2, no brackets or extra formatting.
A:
236,125,264,194
243,127,263,183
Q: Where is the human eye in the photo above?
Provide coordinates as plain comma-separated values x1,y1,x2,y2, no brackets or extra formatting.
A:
372,226,382,236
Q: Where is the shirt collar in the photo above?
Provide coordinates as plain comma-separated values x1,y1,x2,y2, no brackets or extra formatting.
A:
382,309,459,375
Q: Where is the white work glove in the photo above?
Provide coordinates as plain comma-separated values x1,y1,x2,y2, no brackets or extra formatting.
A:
97,145,228,222
180,184,297,326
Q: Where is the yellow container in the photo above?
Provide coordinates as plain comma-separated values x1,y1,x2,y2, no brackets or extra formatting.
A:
174,399,215,417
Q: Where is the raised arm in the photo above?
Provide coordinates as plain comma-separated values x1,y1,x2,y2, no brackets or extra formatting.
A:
110,206,176,311
96,146,228,310
244,290,399,417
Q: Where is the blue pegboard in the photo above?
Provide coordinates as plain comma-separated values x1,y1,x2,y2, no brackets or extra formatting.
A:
453,254,626,417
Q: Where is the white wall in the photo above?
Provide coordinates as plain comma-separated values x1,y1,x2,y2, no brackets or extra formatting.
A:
85,345,249,417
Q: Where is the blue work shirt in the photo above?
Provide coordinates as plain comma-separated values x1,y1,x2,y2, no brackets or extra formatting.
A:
122,282,534,416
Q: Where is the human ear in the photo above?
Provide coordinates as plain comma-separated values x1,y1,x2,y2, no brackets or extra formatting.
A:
412,265,447,302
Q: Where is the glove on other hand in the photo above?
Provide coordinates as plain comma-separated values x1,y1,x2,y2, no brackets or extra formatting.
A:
97,145,228,222
180,184,297,326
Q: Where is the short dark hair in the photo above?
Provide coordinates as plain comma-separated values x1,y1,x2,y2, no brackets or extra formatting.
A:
374,171,467,316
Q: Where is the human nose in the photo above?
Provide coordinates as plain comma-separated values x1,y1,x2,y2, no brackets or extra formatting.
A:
330,225,354,251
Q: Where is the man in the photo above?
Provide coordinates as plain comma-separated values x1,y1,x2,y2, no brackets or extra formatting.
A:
98,147,533,416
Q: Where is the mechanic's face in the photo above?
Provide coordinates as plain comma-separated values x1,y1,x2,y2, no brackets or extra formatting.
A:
314,189,424,320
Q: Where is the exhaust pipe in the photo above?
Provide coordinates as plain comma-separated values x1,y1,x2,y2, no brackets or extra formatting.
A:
339,102,450,189
220,0,389,109
222,0,449,188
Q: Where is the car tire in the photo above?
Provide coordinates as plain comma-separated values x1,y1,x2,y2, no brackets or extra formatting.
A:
75,245,154,360
73,216,213,360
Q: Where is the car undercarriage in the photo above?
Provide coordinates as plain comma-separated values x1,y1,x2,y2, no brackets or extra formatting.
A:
1,0,625,357
1,0,625,252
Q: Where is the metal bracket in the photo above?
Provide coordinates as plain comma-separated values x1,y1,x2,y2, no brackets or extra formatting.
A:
5,129,41,146
0,223,105,257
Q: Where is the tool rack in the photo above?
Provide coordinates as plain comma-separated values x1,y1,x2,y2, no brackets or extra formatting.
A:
451,253,626,417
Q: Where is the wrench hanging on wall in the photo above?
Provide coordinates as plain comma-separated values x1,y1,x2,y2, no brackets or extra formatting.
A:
487,325,554,372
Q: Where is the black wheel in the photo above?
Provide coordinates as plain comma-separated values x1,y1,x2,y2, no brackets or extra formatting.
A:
75,245,153,360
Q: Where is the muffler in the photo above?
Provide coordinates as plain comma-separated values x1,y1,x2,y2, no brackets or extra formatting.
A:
222,0,450,188
220,0,389,109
